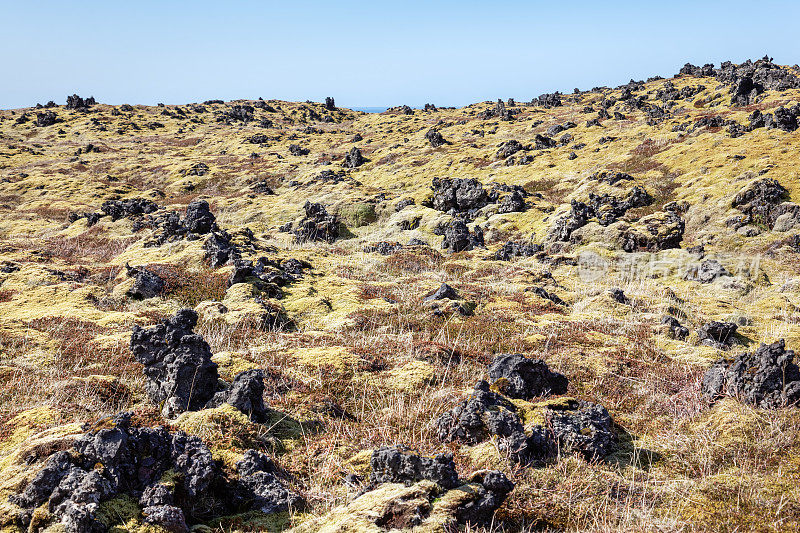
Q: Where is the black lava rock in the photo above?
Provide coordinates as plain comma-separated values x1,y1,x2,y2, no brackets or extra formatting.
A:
440,219,483,253
492,241,542,261
424,283,459,302
293,201,340,243
101,198,159,221
35,111,58,127
697,321,738,349
9,412,299,533
184,200,216,234
487,354,568,400
370,446,459,489
206,369,268,422
342,147,365,168
425,128,449,148
702,339,800,408
125,263,165,300
130,309,219,417
662,316,689,340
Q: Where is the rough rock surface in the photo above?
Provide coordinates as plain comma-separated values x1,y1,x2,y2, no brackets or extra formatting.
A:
429,178,526,217
685,259,729,283
370,446,459,489
697,321,738,349
8,412,298,533
425,128,449,148
702,339,800,408
130,309,219,417
437,381,617,465
205,369,268,422
487,354,568,400
492,241,543,261
293,201,339,243
342,147,365,168
662,316,689,340
438,219,484,252
125,263,164,300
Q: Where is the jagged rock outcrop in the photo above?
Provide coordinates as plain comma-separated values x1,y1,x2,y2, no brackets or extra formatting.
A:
203,229,241,267
425,128,449,148
532,92,562,108
731,178,795,229
101,198,159,221
130,309,219,418
363,241,404,255
66,94,96,110
438,219,484,252
35,110,58,127
702,339,800,408
423,283,459,302
492,241,542,261
293,201,340,243
125,263,165,300
428,178,526,217
370,446,459,489
342,147,365,168
437,381,617,464
619,210,685,252
487,354,568,400
205,369,268,422
183,200,216,234
7,412,298,533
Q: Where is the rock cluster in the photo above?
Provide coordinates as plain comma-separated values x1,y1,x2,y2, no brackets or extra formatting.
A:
102,198,159,221
532,92,562,108
437,381,616,464
66,94,96,110
662,316,689,340
428,177,527,218
703,339,800,408
731,178,795,229
8,412,298,533
437,355,616,464
130,309,220,417
370,446,459,489
549,186,658,245
35,110,58,127
697,321,738,349
342,147,365,168
436,219,484,252
492,241,543,261
425,128,449,147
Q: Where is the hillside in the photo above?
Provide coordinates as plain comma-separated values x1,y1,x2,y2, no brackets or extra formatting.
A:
2,56,800,532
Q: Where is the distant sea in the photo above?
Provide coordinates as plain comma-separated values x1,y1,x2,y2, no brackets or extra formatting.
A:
351,107,389,113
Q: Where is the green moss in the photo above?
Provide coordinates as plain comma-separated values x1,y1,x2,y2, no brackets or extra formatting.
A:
97,495,141,528
338,203,377,227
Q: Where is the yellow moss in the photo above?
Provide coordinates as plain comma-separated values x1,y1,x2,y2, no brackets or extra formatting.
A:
290,346,359,369
211,351,259,381
385,360,435,391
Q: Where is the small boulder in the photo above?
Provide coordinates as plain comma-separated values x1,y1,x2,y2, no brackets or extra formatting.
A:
697,321,738,349
487,354,568,400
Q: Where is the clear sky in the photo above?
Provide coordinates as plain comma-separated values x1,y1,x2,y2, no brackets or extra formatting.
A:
3,0,800,109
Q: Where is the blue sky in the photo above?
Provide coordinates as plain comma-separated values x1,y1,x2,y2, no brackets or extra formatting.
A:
3,0,800,109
